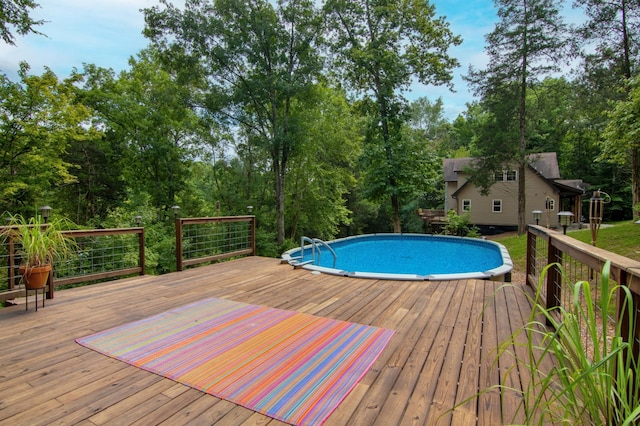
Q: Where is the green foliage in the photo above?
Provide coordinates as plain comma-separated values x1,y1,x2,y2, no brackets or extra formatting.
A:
0,64,99,214
499,261,640,424
80,52,199,213
602,75,640,218
465,0,570,233
442,209,478,237
3,0,640,250
285,85,362,241
144,0,324,245
0,0,44,45
574,0,640,219
324,0,460,232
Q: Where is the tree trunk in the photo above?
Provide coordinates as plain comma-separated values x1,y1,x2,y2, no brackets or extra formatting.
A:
518,159,527,234
633,146,640,220
392,193,401,233
274,161,285,246
518,0,529,235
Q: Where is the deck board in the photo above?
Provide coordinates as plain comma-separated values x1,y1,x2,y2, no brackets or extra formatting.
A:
0,256,545,425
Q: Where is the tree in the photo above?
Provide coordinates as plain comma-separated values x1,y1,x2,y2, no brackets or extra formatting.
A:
408,96,452,156
575,0,640,218
324,0,460,232
285,85,362,240
0,64,98,214
0,0,43,45
465,0,569,234
603,75,640,215
144,0,324,245
80,52,200,214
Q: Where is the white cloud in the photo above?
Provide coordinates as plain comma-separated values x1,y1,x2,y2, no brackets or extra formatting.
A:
0,0,581,122
0,0,172,79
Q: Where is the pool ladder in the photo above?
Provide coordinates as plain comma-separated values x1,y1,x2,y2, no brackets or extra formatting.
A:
294,236,337,268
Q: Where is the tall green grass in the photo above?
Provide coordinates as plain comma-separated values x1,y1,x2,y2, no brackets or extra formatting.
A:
501,261,640,425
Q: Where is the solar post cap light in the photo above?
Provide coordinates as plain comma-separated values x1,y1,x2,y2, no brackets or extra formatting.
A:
558,211,574,235
40,205,52,223
532,210,542,225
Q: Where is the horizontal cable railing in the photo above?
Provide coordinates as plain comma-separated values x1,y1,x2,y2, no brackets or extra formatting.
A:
54,228,145,287
1,215,257,305
0,226,145,303
175,215,256,271
526,224,640,359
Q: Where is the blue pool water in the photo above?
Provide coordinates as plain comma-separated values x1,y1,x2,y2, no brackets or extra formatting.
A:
282,234,512,281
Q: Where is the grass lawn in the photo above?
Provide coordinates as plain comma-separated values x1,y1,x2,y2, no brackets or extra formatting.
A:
494,220,640,272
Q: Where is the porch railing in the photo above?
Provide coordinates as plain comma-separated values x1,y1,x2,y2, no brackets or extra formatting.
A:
1,227,145,303
175,215,256,271
1,214,257,304
526,224,640,358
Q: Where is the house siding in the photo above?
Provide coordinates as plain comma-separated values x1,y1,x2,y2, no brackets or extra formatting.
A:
450,167,560,227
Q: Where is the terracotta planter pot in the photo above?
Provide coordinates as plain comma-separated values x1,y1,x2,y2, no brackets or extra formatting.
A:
19,264,52,290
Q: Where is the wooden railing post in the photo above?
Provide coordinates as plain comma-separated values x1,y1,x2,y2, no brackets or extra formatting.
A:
175,218,183,272
250,216,256,256
526,227,536,288
7,236,15,290
47,268,54,299
545,241,562,325
138,228,145,276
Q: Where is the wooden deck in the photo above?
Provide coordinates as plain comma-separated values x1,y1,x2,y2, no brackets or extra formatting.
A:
0,256,540,425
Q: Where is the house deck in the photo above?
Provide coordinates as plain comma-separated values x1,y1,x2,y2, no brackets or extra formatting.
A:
0,256,540,425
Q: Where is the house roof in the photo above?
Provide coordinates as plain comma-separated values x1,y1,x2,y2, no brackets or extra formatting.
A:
443,152,561,182
443,152,586,196
555,179,588,194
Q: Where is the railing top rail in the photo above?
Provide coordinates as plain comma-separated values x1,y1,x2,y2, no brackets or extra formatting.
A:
62,228,143,237
529,224,640,270
528,224,640,293
179,216,254,225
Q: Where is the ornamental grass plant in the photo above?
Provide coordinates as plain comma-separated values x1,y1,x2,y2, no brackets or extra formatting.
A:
1,214,77,268
501,261,640,425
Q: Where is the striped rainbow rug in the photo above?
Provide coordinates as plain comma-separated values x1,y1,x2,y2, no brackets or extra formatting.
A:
76,297,394,425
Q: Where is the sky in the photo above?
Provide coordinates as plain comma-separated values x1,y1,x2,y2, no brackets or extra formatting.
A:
0,0,579,120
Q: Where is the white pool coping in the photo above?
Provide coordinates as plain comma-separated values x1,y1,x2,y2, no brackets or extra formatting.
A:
282,233,513,281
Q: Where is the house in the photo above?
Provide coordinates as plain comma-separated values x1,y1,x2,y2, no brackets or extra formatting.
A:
443,152,587,231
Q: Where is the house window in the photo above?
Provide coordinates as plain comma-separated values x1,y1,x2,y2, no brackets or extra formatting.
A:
492,199,502,213
494,170,518,182
462,199,471,212
545,198,555,211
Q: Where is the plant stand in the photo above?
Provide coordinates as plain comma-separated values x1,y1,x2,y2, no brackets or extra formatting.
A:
25,286,45,311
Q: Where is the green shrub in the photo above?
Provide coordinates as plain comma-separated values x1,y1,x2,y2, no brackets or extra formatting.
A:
442,209,480,237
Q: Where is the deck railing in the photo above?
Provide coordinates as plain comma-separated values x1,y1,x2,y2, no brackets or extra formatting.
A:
175,215,256,271
1,214,257,304
0,227,145,303
526,224,640,358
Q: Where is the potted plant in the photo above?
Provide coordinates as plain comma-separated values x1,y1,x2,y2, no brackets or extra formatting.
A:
2,214,76,290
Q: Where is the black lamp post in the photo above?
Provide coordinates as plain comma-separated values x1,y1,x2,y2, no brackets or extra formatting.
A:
171,205,180,219
558,211,574,235
40,205,52,223
532,210,542,225
134,215,142,226
247,205,253,214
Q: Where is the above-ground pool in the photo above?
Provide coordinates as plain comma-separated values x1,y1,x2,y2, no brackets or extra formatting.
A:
282,234,513,281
